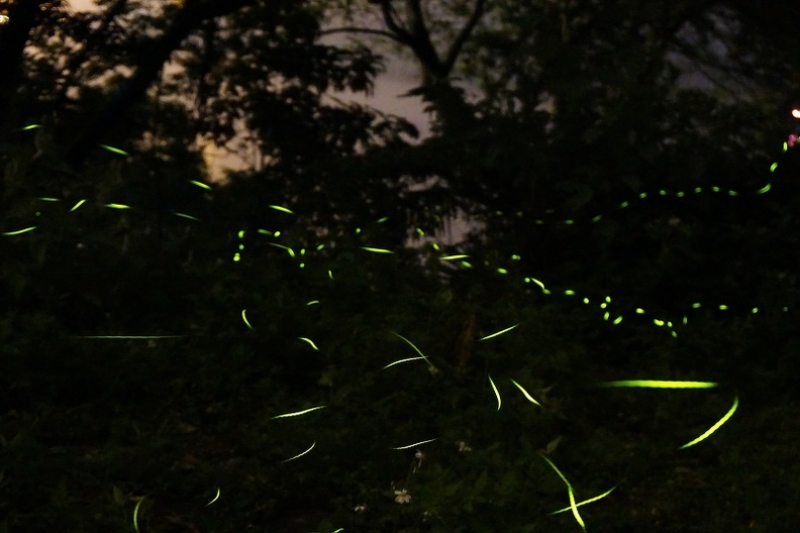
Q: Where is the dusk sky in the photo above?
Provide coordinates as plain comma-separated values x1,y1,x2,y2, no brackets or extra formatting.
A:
66,0,437,143
63,0,471,240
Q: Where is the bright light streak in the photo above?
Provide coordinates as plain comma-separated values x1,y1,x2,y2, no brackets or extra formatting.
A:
297,337,319,350
479,324,518,341
539,454,585,531
678,395,739,449
100,144,128,156
205,487,221,506
391,438,437,450
382,356,426,369
597,380,718,389
189,180,212,190
76,335,185,339
488,375,501,410
133,498,145,533
271,406,326,419
282,442,315,462
510,379,541,406
550,485,617,515
268,205,294,214
389,332,436,372
2,227,37,236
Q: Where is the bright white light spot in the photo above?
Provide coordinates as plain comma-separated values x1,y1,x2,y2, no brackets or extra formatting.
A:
792,108,800,119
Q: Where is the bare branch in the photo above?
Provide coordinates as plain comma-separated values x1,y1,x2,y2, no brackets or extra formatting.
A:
318,26,405,44
404,0,446,82
320,0,482,86
442,0,486,73
378,0,413,46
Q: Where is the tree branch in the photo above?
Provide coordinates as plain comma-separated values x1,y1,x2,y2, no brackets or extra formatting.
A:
318,26,405,44
368,0,486,86
442,0,485,73
404,0,446,82
378,0,413,46
65,0,255,169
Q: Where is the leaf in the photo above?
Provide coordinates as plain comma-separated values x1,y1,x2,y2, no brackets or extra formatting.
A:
112,485,125,506
544,436,562,454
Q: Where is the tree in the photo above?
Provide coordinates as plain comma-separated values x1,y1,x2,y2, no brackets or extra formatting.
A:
319,0,486,87
0,0,429,335
315,0,800,199
300,1,800,386
315,0,800,258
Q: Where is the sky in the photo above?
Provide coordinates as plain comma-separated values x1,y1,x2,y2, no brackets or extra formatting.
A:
63,0,479,242
66,0,436,145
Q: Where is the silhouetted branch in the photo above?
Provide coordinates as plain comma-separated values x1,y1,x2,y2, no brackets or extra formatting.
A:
66,0,255,169
443,0,486,73
318,26,402,43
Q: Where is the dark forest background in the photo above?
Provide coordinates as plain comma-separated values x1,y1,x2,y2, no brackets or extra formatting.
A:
1,0,800,531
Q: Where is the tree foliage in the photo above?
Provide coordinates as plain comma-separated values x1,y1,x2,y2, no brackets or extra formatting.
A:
317,0,800,309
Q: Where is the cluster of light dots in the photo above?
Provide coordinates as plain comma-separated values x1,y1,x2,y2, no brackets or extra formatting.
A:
477,111,800,335
5,113,798,333
4,110,796,531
